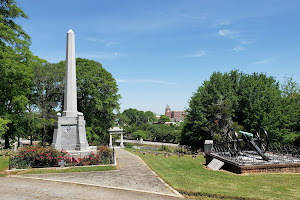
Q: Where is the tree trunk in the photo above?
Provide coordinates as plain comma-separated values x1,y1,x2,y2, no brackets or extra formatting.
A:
4,133,9,149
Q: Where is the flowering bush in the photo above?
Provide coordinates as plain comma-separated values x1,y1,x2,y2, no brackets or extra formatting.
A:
10,146,69,169
98,145,112,161
9,145,113,169
69,146,112,166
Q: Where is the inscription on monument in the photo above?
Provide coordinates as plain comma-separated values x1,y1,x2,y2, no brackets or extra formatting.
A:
61,125,77,150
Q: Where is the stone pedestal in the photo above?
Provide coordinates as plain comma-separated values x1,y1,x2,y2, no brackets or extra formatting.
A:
52,113,95,155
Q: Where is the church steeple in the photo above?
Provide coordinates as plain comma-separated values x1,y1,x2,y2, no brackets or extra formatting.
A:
165,104,172,118
165,104,171,111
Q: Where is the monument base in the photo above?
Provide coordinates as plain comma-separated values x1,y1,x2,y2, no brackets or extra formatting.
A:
52,112,95,156
67,146,97,157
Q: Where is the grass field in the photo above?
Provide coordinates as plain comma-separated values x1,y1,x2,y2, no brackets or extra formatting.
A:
8,165,116,175
0,157,9,176
0,157,116,175
128,149,300,200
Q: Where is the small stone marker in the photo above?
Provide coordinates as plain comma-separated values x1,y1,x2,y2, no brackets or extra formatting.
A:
72,156,80,163
58,160,66,168
207,158,224,171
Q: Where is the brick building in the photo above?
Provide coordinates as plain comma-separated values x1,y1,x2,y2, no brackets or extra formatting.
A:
165,105,186,122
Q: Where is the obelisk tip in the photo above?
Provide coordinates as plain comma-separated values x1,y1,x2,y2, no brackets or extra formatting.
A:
67,29,74,33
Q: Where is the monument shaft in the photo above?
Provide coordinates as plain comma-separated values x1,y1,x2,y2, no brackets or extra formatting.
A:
52,29,96,155
63,29,77,117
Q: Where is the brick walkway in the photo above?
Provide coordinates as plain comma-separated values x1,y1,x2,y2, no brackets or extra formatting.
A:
13,148,183,198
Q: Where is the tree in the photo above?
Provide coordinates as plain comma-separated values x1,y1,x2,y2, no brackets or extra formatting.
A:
132,130,147,140
180,70,285,150
30,60,64,145
31,60,64,112
75,58,120,144
145,111,156,122
0,44,33,148
280,77,300,146
0,117,10,137
116,112,130,126
158,115,170,123
236,73,282,138
0,0,33,148
0,0,31,53
122,108,149,125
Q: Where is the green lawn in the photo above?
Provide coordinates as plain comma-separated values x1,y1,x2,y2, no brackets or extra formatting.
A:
128,149,300,200
0,157,116,175
0,157,9,176
9,165,116,175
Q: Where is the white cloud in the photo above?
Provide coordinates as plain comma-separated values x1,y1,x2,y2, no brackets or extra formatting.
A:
253,58,273,65
218,29,239,38
232,46,244,52
116,79,176,85
183,51,206,58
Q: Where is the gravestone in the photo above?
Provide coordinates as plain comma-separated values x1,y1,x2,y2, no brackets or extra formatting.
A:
207,158,224,171
58,160,66,168
52,29,96,155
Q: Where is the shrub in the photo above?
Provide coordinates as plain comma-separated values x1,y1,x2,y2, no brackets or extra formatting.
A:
10,146,69,169
124,143,133,148
158,145,172,152
9,146,113,169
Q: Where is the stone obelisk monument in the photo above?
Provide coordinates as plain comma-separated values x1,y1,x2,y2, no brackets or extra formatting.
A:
63,29,77,118
52,29,96,155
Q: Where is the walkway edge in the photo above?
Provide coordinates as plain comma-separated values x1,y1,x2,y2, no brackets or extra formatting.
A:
126,150,184,198
11,175,183,198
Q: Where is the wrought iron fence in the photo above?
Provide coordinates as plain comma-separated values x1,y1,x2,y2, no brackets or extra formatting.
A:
211,143,300,165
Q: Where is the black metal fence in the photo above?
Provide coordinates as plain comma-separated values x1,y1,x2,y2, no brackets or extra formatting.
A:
211,143,300,165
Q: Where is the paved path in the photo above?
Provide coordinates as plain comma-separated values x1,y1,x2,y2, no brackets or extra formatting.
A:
11,148,183,198
0,177,182,200
116,139,179,147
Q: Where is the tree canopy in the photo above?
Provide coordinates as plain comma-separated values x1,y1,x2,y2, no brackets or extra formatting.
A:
121,108,156,125
75,58,121,143
0,0,34,148
158,115,170,123
0,0,31,53
181,70,300,149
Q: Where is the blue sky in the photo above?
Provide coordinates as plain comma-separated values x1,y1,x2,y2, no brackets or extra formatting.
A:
17,0,300,115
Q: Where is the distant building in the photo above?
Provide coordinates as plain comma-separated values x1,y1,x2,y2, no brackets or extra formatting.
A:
165,105,186,122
